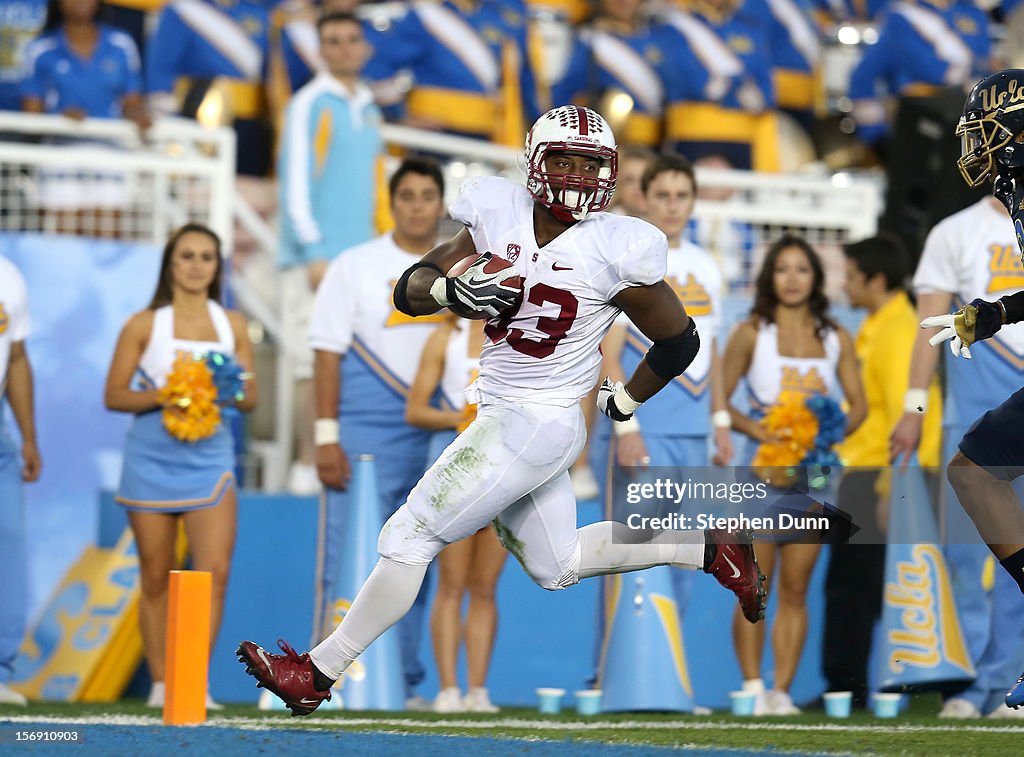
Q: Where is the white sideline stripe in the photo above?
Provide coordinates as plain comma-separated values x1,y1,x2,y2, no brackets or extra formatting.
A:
3,714,1024,734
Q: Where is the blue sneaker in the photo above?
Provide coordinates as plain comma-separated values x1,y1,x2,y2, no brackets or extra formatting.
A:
1006,672,1024,709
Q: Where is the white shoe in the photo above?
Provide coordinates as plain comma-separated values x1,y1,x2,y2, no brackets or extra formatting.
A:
405,695,432,712
938,698,981,719
570,465,599,501
146,682,165,708
752,691,770,716
764,690,801,715
0,682,27,706
987,704,1024,719
433,687,466,713
462,687,499,713
288,463,321,495
146,682,223,711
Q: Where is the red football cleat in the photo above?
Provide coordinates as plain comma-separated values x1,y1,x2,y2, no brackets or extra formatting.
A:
703,528,767,623
237,639,332,716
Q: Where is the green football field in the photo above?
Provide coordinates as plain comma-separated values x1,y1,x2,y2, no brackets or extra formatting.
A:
3,695,1024,755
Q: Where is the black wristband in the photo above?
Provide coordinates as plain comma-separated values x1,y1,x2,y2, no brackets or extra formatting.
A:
1000,291,1024,325
394,261,444,315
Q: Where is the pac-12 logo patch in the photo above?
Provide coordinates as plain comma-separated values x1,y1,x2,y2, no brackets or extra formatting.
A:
506,243,521,262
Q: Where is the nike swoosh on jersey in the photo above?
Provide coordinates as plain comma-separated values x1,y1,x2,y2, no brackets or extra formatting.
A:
723,553,741,579
551,263,573,271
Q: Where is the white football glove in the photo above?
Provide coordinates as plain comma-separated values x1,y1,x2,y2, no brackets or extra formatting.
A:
430,252,519,318
921,299,1007,360
921,313,972,359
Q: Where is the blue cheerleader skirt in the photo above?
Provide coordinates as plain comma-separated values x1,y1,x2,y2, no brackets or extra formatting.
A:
115,411,235,512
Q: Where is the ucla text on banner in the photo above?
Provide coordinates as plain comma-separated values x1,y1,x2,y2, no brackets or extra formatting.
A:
876,465,974,691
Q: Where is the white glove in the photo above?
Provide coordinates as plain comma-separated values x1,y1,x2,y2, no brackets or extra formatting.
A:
921,313,972,359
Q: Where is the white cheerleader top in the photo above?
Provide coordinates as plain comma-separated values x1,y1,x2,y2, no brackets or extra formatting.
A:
138,301,235,388
439,324,480,412
744,320,840,412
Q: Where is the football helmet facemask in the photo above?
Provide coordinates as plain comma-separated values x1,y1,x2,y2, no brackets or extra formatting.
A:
525,105,618,223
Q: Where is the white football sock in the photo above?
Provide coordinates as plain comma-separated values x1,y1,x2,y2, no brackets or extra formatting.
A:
309,557,429,680
576,521,705,580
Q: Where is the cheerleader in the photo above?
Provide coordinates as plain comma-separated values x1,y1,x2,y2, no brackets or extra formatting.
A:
722,234,865,714
104,223,257,708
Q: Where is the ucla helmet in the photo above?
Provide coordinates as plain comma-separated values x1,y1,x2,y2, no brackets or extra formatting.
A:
957,69,1024,187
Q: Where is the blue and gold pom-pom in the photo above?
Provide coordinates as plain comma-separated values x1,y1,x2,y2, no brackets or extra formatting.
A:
753,394,846,489
159,352,248,442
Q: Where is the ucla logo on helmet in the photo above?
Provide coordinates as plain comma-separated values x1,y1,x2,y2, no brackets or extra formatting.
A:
978,78,1024,114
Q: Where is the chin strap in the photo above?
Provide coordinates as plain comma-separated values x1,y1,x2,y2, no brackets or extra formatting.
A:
993,169,1024,257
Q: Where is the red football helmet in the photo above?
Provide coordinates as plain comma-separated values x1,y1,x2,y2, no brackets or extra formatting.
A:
525,105,618,222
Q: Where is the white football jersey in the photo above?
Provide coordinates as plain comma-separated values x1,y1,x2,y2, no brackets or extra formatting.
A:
450,176,668,407
0,256,30,396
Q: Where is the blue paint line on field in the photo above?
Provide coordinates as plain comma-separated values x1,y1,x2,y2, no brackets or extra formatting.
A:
0,723,799,756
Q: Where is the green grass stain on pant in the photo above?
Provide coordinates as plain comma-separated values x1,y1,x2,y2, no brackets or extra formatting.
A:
430,445,488,512
492,517,527,569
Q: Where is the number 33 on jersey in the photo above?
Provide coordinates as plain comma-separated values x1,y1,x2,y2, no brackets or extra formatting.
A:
450,175,668,407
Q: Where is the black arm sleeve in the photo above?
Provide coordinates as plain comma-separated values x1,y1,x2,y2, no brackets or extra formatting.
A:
1000,291,1024,325
393,261,444,316
643,319,700,380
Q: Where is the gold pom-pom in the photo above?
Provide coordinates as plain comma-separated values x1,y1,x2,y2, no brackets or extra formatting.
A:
159,353,221,442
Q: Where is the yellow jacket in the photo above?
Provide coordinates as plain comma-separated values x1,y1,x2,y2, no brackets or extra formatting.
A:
840,290,942,469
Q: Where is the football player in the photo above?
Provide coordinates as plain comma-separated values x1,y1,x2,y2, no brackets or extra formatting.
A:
918,69,1024,710
237,105,767,715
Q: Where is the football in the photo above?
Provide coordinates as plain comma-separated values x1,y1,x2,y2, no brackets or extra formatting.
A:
444,253,524,320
